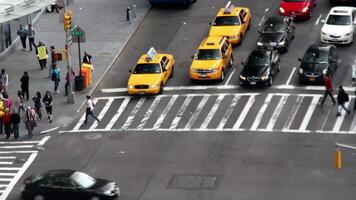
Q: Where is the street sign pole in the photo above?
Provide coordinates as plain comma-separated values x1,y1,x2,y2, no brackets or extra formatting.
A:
78,35,81,76
64,0,75,103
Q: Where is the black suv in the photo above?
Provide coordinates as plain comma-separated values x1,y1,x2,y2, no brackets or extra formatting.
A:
298,44,338,84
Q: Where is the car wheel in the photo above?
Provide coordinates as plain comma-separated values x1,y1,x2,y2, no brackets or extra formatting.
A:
169,66,174,79
33,194,45,200
158,83,163,94
267,75,273,86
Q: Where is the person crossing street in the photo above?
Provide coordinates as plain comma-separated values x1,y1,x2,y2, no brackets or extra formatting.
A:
320,73,336,106
83,95,100,125
336,85,351,117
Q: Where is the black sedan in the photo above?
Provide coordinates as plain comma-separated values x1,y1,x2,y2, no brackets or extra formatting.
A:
257,16,295,52
21,170,120,200
240,49,280,86
298,44,338,84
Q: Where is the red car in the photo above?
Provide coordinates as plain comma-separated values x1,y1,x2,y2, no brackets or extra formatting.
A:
279,0,316,19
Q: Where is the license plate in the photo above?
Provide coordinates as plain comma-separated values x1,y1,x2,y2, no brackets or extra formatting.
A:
139,92,145,95
250,81,256,85
199,74,207,77
309,77,315,81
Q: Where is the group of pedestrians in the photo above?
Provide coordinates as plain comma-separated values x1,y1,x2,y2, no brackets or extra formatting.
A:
320,73,354,117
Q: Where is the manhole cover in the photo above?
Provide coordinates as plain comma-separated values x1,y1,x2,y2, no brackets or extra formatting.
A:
84,133,102,140
167,174,222,190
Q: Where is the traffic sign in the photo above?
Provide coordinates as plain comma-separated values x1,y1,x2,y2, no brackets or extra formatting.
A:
71,26,86,43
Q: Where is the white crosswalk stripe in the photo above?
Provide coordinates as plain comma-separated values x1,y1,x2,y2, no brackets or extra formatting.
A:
64,93,356,134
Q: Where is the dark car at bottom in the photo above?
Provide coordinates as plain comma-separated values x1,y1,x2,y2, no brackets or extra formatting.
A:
298,44,338,84
239,49,280,86
21,170,120,200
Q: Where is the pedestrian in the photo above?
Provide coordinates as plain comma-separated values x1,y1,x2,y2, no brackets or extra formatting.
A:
48,46,57,78
83,95,100,125
320,73,336,106
3,94,11,110
0,69,9,92
26,24,36,51
42,91,53,123
15,90,25,115
17,25,27,50
51,65,60,94
352,62,356,110
336,86,351,116
20,71,30,101
10,109,20,140
83,51,92,64
4,24,11,48
32,91,42,120
65,69,75,96
24,106,37,139
36,41,48,70
3,108,11,140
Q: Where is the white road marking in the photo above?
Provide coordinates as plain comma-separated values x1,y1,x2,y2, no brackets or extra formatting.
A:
0,141,41,144
73,98,99,131
299,96,320,131
0,157,15,159
265,95,288,131
0,162,13,165
251,94,273,130
40,126,59,134
225,68,236,86
170,96,193,130
105,97,130,130
201,94,226,129
0,151,38,154
137,98,162,129
121,98,146,130
184,95,210,129
0,145,33,149
90,98,114,129
315,14,322,25
258,15,265,26
283,96,303,130
217,95,240,129
233,95,256,130
333,102,350,132
286,67,296,85
320,109,332,131
0,173,16,176
0,167,21,170
38,136,51,146
153,95,179,130
0,178,12,181
349,111,356,132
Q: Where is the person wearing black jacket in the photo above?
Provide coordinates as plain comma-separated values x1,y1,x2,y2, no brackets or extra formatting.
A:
336,85,351,117
42,91,53,123
83,51,92,64
10,109,20,140
20,71,29,101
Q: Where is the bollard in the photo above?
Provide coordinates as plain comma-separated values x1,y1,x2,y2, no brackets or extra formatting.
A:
335,148,342,169
132,5,136,18
126,6,131,23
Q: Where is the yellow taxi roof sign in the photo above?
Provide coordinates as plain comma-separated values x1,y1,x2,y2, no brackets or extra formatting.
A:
146,47,157,62
224,1,234,14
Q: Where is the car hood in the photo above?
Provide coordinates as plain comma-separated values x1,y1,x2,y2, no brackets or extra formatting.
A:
322,24,353,35
191,60,221,69
241,65,269,77
259,33,284,44
280,1,309,12
209,26,241,37
128,74,162,85
300,62,328,72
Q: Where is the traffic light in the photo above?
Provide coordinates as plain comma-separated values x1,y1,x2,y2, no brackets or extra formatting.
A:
63,11,73,31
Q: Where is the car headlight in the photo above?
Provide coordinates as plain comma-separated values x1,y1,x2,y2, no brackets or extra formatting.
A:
298,68,303,74
230,36,238,39
279,7,285,13
302,7,308,13
240,75,246,80
191,69,198,73
257,41,263,46
211,68,219,73
322,69,328,75
278,40,285,45
128,85,134,89
150,84,159,88
261,75,269,80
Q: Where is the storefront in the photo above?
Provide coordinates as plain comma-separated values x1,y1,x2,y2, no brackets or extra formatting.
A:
0,0,57,54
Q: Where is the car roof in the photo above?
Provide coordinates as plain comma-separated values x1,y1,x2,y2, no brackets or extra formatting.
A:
249,49,271,58
199,36,225,49
265,16,284,25
137,53,166,64
329,6,355,15
217,7,246,17
44,169,76,178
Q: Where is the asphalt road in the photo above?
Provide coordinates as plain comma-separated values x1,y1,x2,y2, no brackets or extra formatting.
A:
7,0,356,199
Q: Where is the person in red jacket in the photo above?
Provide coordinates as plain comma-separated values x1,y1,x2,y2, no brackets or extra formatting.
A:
320,73,336,106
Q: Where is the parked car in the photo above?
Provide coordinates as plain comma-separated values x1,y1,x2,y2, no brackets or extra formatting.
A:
21,170,120,200
257,16,295,52
240,49,280,86
279,0,316,19
298,44,338,84
321,6,356,44
149,0,196,7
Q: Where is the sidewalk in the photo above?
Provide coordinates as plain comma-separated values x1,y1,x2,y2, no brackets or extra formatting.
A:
0,0,150,139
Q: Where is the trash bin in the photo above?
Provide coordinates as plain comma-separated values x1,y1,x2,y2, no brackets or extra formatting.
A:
75,75,85,91
82,63,93,85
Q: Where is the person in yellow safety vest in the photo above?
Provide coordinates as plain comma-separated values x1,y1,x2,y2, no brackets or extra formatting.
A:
36,41,48,70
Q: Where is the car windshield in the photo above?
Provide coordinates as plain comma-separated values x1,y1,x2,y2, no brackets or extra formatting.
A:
70,172,96,189
303,50,328,64
262,22,285,33
133,64,161,74
326,15,351,25
213,16,240,26
247,51,270,67
195,49,221,60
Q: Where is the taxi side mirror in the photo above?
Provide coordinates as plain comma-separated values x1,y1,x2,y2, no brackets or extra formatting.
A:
298,58,302,62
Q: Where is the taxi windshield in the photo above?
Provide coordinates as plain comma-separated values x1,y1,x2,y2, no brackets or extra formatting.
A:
133,64,161,74
195,49,221,60
213,16,240,26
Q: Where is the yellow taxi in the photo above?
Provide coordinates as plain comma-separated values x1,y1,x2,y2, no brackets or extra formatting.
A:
209,1,251,45
190,36,233,81
127,47,175,95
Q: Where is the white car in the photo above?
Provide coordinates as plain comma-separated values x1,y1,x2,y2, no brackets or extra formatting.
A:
321,7,356,44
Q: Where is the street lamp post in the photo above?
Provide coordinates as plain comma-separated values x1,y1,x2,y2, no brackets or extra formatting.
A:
64,0,75,103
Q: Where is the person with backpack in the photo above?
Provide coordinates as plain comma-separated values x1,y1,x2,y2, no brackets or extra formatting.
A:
42,91,53,123
10,109,20,140
51,65,60,94
24,106,37,139
32,91,42,120
83,95,100,125
336,85,351,117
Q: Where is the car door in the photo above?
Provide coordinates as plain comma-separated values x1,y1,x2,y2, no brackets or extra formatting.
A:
221,42,229,69
160,57,169,83
52,178,84,200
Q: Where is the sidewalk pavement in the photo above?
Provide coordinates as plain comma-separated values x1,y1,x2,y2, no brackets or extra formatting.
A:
0,0,150,139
